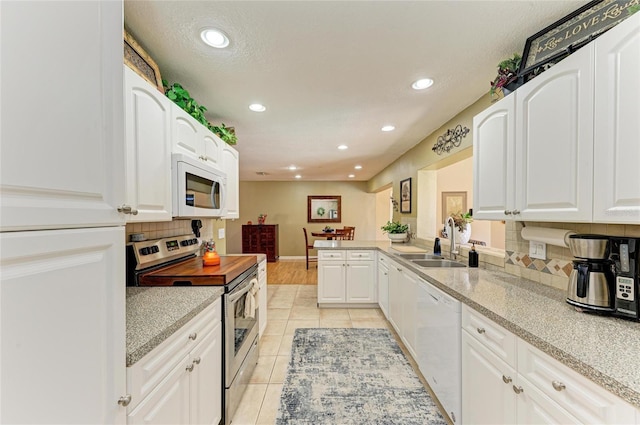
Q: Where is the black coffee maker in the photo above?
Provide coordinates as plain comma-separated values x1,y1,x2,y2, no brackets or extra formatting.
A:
610,237,640,321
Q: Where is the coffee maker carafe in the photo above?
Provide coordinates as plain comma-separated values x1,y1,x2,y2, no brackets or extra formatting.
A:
610,237,640,321
566,235,615,312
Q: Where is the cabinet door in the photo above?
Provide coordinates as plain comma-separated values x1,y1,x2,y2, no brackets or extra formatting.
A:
222,144,240,219
124,66,172,222
172,105,203,159
0,227,126,424
377,260,389,318
0,1,125,231
593,13,640,224
346,261,376,303
387,264,403,334
515,375,582,425
461,331,517,425
258,259,268,337
401,270,418,358
318,262,346,303
515,45,594,222
202,133,222,169
473,93,516,220
190,325,223,425
128,358,191,425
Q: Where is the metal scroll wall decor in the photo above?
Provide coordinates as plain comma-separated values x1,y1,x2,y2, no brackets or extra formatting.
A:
431,124,470,155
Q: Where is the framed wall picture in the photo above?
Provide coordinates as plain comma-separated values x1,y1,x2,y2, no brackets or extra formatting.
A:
442,191,467,221
308,196,341,223
400,178,411,213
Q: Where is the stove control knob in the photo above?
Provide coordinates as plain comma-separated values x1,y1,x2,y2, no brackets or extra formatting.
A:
139,247,150,255
151,246,159,254
181,240,189,247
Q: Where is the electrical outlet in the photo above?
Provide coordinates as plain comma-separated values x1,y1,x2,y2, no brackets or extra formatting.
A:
529,241,546,260
218,228,225,239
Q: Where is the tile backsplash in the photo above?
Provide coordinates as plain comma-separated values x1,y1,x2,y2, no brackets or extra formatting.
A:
125,219,224,251
504,221,640,290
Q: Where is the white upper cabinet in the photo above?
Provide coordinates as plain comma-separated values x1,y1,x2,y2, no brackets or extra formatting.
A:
124,66,172,222
514,44,594,222
0,1,125,231
473,94,516,220
593,13,640,224
222,143,240,219
171,105,223,170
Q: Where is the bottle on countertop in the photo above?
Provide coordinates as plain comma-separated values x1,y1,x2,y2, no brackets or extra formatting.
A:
469,243,479,268
433,238,441,255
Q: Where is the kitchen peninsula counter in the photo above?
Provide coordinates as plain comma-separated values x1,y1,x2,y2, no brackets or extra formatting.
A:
314,240,640,408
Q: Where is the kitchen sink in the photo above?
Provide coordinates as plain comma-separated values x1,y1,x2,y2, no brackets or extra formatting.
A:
411,259,466,268
396,253,445,260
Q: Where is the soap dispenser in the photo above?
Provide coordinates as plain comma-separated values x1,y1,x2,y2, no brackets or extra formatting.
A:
469,244,479,267
433,238,441,255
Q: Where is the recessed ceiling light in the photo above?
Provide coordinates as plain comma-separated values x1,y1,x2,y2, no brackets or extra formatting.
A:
338,145,348,150
381,125,395,132
412,78,434,90
249,103,266,112
288,165,297,171
294,174,302,179
348,174,355,178
354,165,362,170
200,29,230,48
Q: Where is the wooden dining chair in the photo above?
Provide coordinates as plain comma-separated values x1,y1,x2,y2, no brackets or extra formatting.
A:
303,228,317,269
342,226,355,240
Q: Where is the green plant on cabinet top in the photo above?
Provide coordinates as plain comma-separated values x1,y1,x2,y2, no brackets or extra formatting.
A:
489,53,521,98
163,79,238,145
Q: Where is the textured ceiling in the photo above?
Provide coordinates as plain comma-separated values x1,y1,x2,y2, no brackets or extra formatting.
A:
124,0,589,181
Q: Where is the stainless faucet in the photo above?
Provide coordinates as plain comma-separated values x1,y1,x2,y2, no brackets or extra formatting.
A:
446,216,459,260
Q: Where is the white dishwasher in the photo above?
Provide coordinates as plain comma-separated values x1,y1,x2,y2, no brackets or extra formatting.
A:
416,277,461,424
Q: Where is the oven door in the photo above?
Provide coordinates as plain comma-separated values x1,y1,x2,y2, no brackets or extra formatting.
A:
224,274,259,385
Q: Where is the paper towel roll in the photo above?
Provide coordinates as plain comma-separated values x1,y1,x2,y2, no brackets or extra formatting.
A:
520,227,576,248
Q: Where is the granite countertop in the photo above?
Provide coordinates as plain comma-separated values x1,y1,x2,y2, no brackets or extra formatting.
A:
315,240,640,409
126,286,225,366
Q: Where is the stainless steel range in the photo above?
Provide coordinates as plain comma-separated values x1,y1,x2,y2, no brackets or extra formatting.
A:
126,234,260,425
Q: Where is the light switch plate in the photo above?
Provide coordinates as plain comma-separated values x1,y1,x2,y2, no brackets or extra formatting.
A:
218,228,225,239
529,241,546,260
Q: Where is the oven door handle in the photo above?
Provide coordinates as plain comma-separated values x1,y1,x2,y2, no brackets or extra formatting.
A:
228,277,257,304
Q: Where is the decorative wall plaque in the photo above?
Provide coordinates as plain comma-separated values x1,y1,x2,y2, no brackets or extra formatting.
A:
431,125,470,155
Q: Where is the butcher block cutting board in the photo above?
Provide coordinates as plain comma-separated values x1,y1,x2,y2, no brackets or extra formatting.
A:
389,245,428,253
140,255,258,286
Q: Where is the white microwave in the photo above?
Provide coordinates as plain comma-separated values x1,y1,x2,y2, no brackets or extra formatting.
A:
172,153,227,218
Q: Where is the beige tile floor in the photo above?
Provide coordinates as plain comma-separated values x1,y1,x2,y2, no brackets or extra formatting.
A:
230,284,431,425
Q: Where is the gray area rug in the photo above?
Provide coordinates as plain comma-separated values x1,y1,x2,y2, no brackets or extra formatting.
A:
276,328,447,425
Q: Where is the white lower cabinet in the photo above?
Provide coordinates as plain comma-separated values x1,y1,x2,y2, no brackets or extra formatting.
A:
127,299,222,425
385,258,417,358
462,305,637,424
318,250,376,305
377,254,390,318
258,257,268,337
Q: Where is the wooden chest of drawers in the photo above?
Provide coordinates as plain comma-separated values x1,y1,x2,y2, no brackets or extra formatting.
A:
242,224,279,262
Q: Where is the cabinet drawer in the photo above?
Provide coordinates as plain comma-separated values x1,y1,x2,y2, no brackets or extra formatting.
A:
347,250,373,261
462,305,516,367
318,250,346,261
127,299,221,411
517,339,635,424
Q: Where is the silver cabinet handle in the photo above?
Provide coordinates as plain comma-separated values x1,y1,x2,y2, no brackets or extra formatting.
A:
552,380,566,391
504,210,512,215
396,268,402,272
512,209,520,215
117,205,139,215
189,332,197,341
513,385,524,394
476,327,486,334
118,394,132,407
193,357,201,365
502,375,512,384
186,363,194,372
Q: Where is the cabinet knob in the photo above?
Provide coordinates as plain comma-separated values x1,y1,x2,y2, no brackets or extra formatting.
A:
512,209,520,215
513,385,524,394
504,210,512,215
186,364,195,372
118,394,132,407
396,268,402,272
193,357,201,365
476,327,486,334
552,380,566,391
189,332,197,341
502,375,512,384
117,205,139,215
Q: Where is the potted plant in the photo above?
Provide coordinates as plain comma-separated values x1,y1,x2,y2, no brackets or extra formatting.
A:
381,221,409,243
446,211,473,244
490,53,522,98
